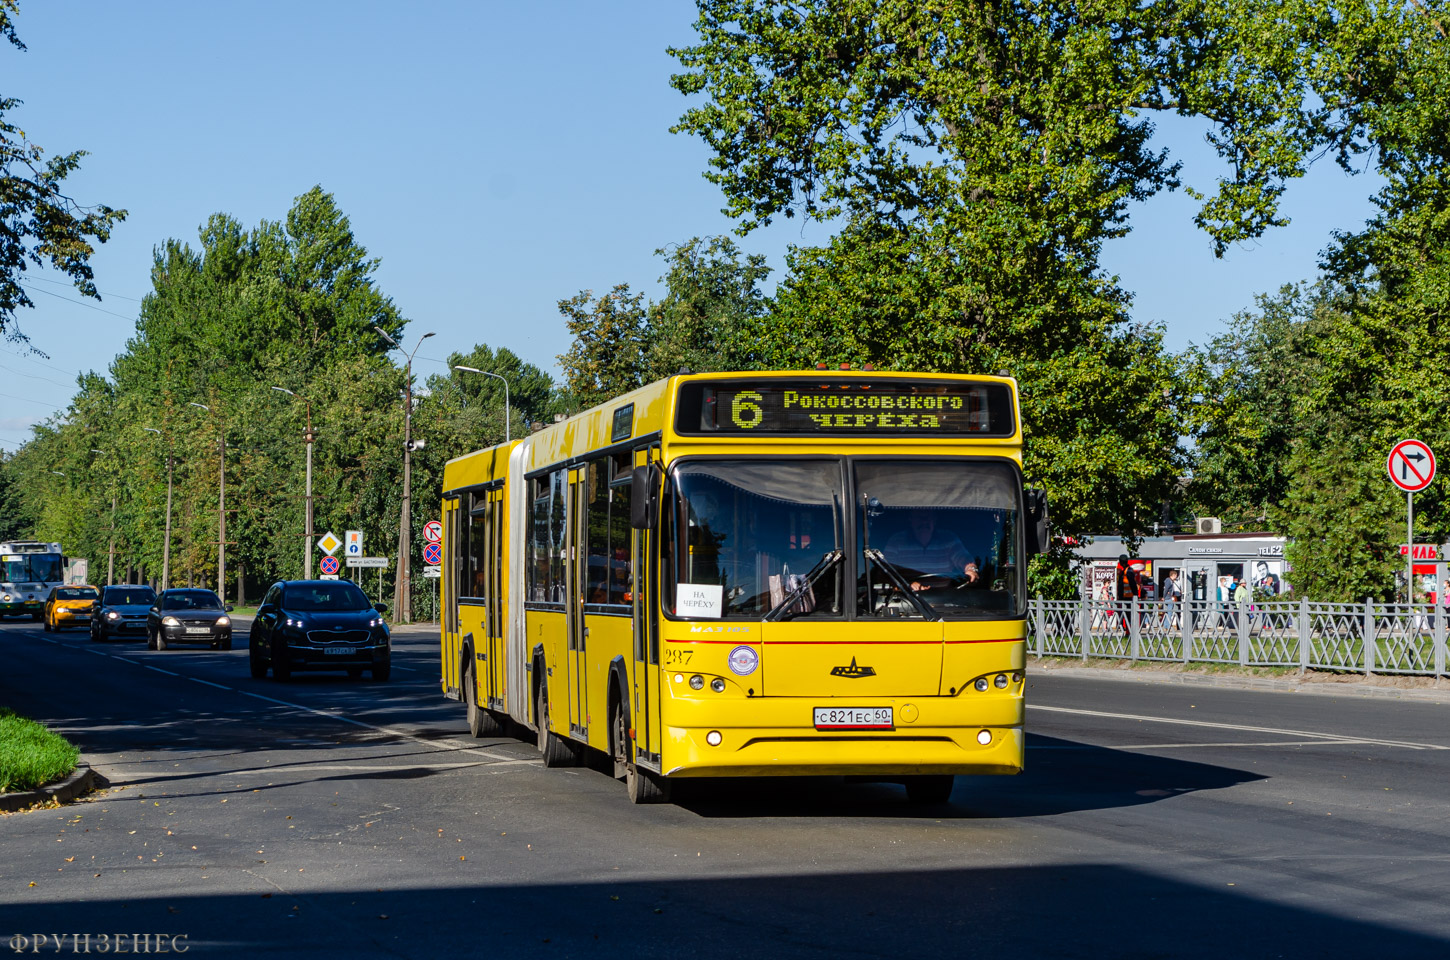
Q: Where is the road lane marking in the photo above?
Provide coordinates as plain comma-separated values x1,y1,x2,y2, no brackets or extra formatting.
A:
1031,740,1375,750
1028,704,1450,750
21,628,526,766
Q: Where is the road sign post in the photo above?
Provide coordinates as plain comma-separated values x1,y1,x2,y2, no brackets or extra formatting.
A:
1389,439,1437,603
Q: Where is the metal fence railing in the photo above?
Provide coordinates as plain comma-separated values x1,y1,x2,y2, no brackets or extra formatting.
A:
1027,597,1450,677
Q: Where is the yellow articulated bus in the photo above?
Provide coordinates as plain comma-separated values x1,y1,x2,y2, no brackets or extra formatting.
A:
439,370,1048,803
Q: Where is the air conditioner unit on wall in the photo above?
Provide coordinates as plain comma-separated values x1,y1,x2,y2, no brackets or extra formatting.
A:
1196,517,1222,535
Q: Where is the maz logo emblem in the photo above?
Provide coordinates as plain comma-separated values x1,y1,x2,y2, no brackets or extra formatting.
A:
830,657,876,679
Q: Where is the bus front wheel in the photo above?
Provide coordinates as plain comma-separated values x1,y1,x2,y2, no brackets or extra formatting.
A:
614,702,669,804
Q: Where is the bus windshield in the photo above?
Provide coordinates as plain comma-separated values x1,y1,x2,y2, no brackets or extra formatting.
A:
0,554,63,584
857,460,1022,618
669,460,843,619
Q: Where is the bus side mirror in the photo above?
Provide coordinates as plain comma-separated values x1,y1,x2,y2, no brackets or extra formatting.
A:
631,464,660,530
1025,488,1050,556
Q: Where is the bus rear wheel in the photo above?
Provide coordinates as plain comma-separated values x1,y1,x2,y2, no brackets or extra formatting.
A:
536,682,577,768
465,661,503,737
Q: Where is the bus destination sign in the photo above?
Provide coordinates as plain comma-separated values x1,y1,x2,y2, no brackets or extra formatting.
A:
676,379,1014,437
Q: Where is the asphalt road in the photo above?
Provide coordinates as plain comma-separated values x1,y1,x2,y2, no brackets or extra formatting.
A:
2,617,1449,959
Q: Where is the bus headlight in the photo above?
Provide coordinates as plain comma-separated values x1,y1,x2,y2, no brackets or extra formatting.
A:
994,673,1009,688
710,678,726,693
689,675,705,690
974,677,989,692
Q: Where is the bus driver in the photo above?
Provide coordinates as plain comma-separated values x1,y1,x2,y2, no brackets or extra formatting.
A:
884,509,980,592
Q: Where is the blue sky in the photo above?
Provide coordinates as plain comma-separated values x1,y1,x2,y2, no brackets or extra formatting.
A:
3,1,1383,450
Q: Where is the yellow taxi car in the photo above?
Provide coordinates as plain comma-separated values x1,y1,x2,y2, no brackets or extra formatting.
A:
43,585,100,632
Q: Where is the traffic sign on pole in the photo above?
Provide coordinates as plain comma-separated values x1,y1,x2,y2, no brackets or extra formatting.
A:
1389,439,1436,604
317,531,342,555
346,556,389,569
422,542,442,566
423,520,443,544
1388,439,1436,492
319,555,340,576
345,531,363,557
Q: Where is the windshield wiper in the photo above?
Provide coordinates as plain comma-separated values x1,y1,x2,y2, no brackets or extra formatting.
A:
862,548,938,620
764,550,843,622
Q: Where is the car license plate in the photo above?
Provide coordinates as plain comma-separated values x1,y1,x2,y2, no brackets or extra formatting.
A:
184,627,211,635
814,706,893,730
324,647,357,656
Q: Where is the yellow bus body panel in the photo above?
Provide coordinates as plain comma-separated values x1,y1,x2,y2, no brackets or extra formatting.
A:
441,371,1030,782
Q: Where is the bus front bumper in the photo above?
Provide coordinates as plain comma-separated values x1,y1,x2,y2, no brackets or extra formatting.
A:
660,697,1025,778
0,600,42,616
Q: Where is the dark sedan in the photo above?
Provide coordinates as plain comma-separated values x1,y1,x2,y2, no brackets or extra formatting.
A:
249,580,390,681
91,585,158,641
147,589,234,651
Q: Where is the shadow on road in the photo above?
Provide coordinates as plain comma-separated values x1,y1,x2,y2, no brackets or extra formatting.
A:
9,864,1446,959
673,733,1263,819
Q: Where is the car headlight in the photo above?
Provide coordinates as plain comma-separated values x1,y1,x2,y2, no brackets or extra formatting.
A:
161,616,180,626
106,611,120,620
2,594,10,602
215,616,230,627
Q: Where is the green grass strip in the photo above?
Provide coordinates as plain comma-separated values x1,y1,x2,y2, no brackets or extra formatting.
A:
0,708,79,793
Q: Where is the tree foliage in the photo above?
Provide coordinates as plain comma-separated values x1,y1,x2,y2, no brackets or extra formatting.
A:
0,1,126,340
0,188,533,617
556,237,775,408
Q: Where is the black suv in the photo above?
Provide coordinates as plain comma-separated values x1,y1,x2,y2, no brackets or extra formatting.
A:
249,580,390,681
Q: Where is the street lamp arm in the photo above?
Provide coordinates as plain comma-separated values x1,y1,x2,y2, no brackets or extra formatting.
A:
453,365,512,442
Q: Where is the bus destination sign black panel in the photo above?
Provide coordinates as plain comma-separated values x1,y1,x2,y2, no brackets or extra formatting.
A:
676,379,1014,437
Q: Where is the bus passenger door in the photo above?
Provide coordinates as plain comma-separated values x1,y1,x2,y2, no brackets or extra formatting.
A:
566,466,589,738
487,487,506,709
441,497,461,699
632,445,663,768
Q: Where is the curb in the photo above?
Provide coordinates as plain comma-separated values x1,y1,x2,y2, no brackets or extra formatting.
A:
1033,663,1450,704
0,762,106,813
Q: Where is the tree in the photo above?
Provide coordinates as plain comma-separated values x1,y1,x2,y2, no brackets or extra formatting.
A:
644,236,772,379
0,1,126,340
556,284,650,409
665,0,1411,593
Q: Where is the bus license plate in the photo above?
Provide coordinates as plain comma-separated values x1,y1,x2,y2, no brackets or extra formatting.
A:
814,707,893,730
324,647,356,656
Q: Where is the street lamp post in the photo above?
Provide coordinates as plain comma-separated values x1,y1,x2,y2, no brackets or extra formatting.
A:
272,387,315,580
89,449,115,586
189,402,227,601
376,326,435,623
452,365,512,442
142,427,173,590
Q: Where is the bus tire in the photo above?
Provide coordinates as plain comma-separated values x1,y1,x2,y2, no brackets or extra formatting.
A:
465,661,503,737
904,775,954,805
611,700,629,781
626,758,670,805
536,681,576,768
